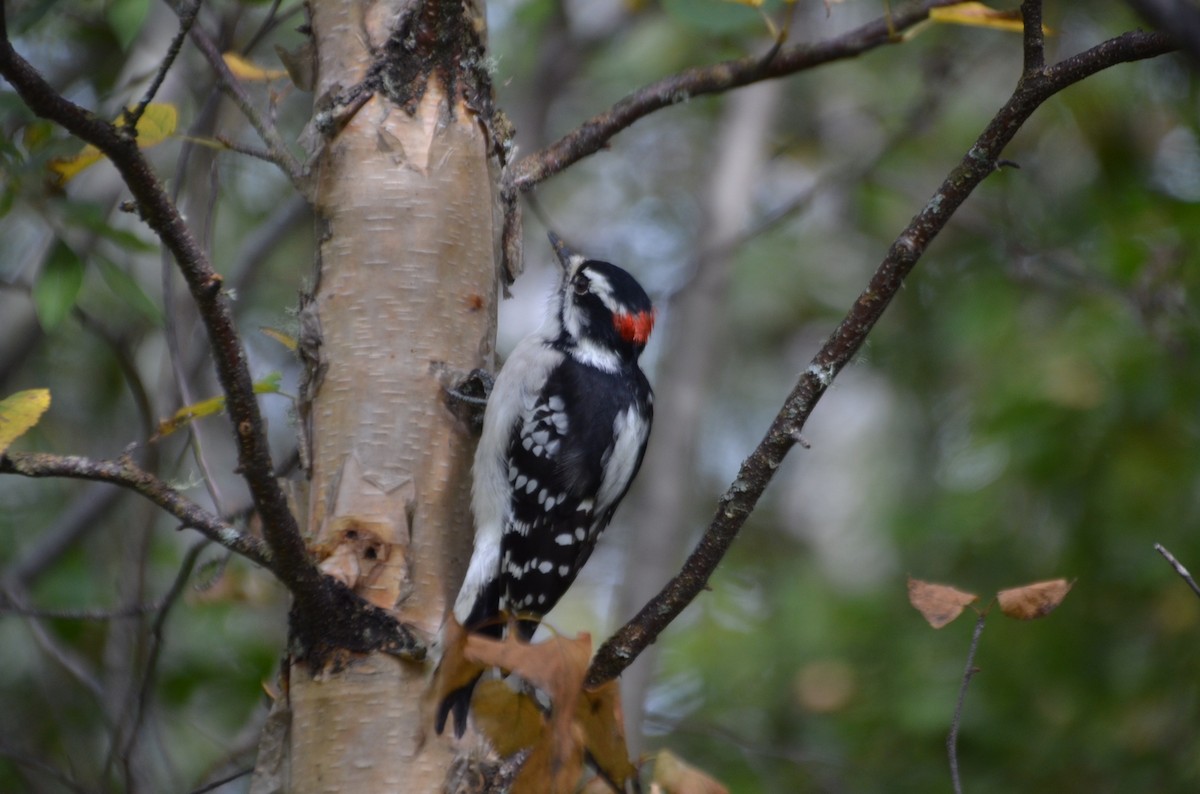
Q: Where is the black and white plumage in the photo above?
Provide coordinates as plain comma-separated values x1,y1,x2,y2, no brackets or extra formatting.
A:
437,233,655,737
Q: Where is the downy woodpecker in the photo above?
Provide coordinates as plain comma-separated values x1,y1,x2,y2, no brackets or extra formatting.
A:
437,233,655,736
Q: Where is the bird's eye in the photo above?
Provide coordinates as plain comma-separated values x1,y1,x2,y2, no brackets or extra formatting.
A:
572,274,590,295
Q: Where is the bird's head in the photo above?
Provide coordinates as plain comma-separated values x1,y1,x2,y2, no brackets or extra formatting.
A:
548,232,655,366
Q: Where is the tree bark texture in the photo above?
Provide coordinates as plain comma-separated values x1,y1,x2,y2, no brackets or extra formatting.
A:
282,1,499,790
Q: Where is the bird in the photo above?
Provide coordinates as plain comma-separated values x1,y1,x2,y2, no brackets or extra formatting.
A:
437,232,656,737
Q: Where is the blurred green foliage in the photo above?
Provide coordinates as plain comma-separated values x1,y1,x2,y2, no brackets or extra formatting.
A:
2,0,1198,792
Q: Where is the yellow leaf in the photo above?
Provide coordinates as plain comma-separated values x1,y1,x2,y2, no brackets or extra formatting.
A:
0,388,51,455
130,103,178,147
722,0,763,6
907,576,980,629
929,2,1043,33
49,103,178,184
154,375,281,439
260,326,298,351
223,52,288,82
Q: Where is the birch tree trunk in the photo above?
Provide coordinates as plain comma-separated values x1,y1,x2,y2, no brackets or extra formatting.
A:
261,1,501,790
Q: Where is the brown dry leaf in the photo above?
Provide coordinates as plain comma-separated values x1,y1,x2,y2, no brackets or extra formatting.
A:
468,631,592,794
907,576,979,628
577,680,637,790
653,749,729,794
428,616,486,730
464,630,591,714
512,718,585,794
997,578,1073,621
471,679,545,757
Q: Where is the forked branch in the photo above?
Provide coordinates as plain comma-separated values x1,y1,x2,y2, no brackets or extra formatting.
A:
0,7,314,594
586,10,1175,686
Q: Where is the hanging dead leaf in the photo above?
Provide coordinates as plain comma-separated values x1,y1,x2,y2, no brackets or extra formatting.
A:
0,388,51,455
907,576,979,629
428,616,487,734
467,631,592,794
49,103,177,184
997,578,1073,620
653,749,729,794
471,679,546,757
511,716,585,794
577,680,637,791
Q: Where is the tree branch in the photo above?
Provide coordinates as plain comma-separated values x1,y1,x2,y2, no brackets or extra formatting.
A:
948,611,988,794
0,15,317,593
507,0,961,193
124,0,202,130
1154,543,1200,599
585,24,1176,687
177,6,306,190
0,452,273,569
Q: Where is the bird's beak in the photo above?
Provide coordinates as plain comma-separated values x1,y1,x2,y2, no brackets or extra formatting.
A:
548,231,577,271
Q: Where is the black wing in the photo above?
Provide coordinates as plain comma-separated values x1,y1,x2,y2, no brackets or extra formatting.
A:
499,358,649,638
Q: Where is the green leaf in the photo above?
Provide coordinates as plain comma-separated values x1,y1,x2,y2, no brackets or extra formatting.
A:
33,241,84,331
96,257,163,326
107,0,150,51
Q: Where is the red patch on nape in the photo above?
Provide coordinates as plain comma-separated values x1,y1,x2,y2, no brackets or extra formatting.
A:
613,309,656,345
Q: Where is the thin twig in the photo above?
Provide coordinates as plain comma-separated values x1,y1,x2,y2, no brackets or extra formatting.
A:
175,3,305,189
108,541,208,785
0,452,273,569
0,600,167,620
188,766,253,794
948,611,988,794
0,25,317,594
125,0,202,130
1154,543,1200,599
585,25,1175,687
0,743,91,794
507,0,963,193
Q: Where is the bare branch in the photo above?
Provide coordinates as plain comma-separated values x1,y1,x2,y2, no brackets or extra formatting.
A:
507,0,961,193
585,27,1175,687
175,3,306,189
125,0,202,130
1154,543,1200,599
0,23,317,593
948,611,988,794
0,452,273,569
1020,0,1045,73
1125,0,1200,68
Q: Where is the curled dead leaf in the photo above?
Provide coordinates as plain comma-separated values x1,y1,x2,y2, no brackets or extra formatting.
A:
907,576,979,629
997,578,1073,621
577,680,636,791
471,679,545,757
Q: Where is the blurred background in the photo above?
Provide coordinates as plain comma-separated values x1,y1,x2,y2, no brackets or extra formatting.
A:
2,0,1198,791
